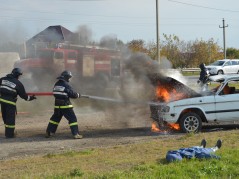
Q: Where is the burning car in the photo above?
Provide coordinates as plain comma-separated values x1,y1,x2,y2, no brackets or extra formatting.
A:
150,74,239,133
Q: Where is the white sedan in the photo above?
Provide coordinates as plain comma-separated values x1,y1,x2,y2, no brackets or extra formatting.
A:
152,75,239,133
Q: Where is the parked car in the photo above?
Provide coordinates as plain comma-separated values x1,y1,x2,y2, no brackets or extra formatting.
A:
206,59,239,75
152,75,239,133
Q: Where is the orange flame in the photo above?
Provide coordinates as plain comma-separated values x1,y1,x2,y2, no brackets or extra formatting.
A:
167,123,180,130
151,121,160,132
155,87,170,102
151,121,180,132
155,86,185,102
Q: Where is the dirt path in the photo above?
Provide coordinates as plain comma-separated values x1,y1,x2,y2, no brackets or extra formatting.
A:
1,100,237,161
0,126,182,160
1,103,173,160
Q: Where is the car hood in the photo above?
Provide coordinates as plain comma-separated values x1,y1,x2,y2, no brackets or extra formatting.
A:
206,65,221,69
149,74,202,102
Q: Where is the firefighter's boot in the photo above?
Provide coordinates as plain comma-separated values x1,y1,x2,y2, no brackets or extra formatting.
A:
73,134,83,139
200,139,207,148
45,131,55,138
215,139,222,149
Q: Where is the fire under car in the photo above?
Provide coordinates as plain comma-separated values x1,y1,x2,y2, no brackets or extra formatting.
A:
150,74,239,133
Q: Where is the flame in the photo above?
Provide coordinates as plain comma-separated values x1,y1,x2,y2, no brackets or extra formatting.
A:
155,87,170,102
151,121,180,133
151,121,160,132
167,123,180,130
155,86,185,102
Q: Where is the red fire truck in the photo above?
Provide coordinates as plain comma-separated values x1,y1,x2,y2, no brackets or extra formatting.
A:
14,44,123,90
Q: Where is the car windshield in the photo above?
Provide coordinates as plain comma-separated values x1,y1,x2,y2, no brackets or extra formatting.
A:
209,60,225,66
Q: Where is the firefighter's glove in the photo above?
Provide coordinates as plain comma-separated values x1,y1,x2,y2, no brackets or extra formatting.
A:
197,80,200,84
29,95,37,101
77,93,81,98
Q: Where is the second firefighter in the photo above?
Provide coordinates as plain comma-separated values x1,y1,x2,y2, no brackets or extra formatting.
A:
46,70,83,139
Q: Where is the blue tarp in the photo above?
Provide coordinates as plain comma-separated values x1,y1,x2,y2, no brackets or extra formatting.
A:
166,146,220,162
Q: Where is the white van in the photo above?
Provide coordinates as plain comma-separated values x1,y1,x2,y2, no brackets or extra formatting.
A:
206,59,239,75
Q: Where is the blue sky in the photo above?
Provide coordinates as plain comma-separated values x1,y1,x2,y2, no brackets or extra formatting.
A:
0,0,239,48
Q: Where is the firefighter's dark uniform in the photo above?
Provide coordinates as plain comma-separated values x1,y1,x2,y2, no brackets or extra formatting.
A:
0,72,36,138
198,63,209,85
46,75,81,137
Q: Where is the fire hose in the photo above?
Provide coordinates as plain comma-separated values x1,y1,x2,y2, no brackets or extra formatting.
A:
26,92,162,105
26,92,124,103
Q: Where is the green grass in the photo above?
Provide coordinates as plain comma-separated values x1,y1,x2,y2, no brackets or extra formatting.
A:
0,130,238,178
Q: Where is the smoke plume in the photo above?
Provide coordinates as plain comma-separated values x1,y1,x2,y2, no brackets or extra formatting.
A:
0,24,187,130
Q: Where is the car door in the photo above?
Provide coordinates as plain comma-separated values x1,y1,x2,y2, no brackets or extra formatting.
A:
214,84,239,121
197,95,217,121
231,60,238,73
222,61,232,74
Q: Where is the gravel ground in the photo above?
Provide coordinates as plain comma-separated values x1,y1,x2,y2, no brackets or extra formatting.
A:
0,101,171,160
0,97,238,161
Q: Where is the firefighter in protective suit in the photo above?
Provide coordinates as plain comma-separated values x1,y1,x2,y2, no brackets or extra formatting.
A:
0,68,36,138
46,70,83,139
197,63,210,91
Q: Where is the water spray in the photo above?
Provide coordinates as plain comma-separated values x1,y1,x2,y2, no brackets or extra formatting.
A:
26,92,164,106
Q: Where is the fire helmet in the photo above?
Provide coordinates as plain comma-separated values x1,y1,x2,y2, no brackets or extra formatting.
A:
11,68,23,78
60,70,72,81
199,63,206,69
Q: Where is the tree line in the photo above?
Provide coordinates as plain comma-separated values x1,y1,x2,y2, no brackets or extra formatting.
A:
1,29,239,69
127,34,239,68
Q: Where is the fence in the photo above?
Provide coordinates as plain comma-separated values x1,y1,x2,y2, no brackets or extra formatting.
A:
181,68,200,72
181,68,201,74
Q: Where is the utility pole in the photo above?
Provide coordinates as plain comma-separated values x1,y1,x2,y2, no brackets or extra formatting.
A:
156,0,160,63
24,40,26,58
219,18,228,59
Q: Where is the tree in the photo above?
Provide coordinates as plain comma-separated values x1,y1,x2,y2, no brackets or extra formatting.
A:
226,48,239,59
160,34,182,68
160,36,223,68
127,35,224,68
127,40,148,54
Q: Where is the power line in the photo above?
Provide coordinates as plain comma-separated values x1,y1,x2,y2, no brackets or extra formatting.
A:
0,16,155,27
0,16,224,26
168,0,239,13
0,7,152,19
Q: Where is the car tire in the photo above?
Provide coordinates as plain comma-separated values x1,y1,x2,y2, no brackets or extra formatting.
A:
179,112,202,133
217,70,223,75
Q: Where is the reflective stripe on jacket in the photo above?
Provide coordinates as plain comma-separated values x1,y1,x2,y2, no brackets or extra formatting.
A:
54,105,73,109
0,74,30,103
52,78,79,107
0,98,16,105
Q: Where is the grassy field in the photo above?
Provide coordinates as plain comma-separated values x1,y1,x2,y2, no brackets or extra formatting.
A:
0,130,238,179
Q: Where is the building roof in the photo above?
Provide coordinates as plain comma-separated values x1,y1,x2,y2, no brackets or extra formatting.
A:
26,25,74,45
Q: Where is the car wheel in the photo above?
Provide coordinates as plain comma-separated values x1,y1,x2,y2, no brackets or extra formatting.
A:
217,70,223,75
179,112,202,133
